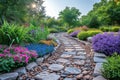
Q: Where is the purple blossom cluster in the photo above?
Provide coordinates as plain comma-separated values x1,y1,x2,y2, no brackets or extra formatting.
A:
0,45,38,63
92,32,120,56
70,30,80,37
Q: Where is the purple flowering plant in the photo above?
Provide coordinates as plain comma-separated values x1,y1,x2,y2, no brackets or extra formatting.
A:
92,32,120,56
70,30,80,37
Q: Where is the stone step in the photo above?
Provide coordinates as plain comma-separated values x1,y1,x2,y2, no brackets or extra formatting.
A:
93,63,103,77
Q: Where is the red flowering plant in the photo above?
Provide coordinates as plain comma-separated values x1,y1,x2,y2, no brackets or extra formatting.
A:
0,45,38,72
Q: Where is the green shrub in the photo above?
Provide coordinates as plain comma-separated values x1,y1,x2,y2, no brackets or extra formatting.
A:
0,21,29,45
101,54,120,80
88,30,102,36
56,27,68,32
100,27,110,32
27,24,49,43
48,28,59,33
0,57,15,73
111,27,120,32
77,30,102,40
67,29,74,34
77,31,89,40
100,26,120,32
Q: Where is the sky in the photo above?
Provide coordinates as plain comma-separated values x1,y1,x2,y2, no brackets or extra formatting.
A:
43,0,100,18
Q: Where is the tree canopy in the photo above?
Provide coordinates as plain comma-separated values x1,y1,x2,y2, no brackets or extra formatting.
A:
80,0,120,28
0,0,45,25
59,7,81,27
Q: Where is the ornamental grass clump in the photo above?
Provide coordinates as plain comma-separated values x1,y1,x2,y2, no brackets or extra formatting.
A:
92,32,120,56
0,45,38,72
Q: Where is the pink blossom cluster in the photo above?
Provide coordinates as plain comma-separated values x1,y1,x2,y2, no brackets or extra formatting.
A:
0,45,38,63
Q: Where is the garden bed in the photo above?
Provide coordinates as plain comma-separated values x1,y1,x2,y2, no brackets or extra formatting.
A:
0,34,61,80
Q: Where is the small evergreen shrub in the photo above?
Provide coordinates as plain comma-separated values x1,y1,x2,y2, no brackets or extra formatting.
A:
48,28,58,33
77,31,89,40
77,30,102,40
101,54,120,80
56,27,68,32
111,27,120,32
92,32,120,56
100,27,110,32
100,26,120,32
67,29,74,34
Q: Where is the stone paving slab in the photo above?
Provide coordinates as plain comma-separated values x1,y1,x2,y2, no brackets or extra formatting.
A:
35,72,60,80
94,52,106,58
63,52,76,55
56,58,70,64
94,57,106,63
93,76,107,80
61,54,72,58
93,63,103,77
49,64,64,71
73,55,86,60
65,67,81,75
77,52,86,56
0,72,18,80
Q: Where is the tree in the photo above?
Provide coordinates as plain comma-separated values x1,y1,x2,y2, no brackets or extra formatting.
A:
88,16,100,28
0,0,45,25
80,0,120,27
59,7,81,27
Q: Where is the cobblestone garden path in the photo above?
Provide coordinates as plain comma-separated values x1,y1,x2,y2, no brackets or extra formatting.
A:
20,33,94,80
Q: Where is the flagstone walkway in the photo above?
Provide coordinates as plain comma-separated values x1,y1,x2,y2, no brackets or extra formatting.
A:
19,33,94,80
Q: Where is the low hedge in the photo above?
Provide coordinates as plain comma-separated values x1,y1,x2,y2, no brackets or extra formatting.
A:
67,29,74,34
100,26,120,32
77,30,102,40
48,28,59,33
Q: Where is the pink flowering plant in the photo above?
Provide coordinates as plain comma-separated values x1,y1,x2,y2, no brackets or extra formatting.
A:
0,45,38,72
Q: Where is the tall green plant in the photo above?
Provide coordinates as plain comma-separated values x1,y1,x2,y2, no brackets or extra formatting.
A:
101,54,120,80
27,24,49,43
0,21,29,45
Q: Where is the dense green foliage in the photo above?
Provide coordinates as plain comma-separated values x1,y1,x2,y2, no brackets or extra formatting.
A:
100,26,120,32
0,21,28,45
59,7,81,27
0,21,49,45
67,29,74,34
77,30,102,40
28,24,49,43
101,54,120,80
80,0,120,27
48,28,59,33
0,0,45,25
